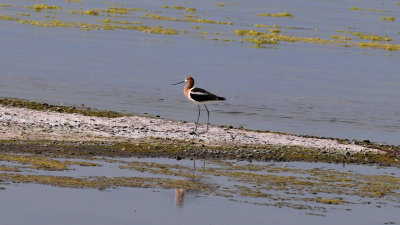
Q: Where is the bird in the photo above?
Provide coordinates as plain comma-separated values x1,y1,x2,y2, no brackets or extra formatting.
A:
172,75,226,134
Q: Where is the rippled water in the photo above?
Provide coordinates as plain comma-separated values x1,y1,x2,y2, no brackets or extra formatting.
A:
0,0,399,143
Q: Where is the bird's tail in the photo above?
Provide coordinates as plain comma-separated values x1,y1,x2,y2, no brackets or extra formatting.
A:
217,96,226,101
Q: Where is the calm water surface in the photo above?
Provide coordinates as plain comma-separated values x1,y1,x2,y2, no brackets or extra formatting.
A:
0,0,399,143
1,184,397,225
1,157,399,225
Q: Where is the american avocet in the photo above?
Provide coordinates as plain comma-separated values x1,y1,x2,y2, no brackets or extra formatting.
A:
172,75,226,133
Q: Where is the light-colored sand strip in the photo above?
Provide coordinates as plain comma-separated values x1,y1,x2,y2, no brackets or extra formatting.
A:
0,105,380,154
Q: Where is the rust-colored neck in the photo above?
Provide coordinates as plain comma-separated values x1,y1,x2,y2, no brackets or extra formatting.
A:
184,77,194,97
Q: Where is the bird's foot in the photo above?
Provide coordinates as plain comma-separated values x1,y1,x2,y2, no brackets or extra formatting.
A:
189,131,197,135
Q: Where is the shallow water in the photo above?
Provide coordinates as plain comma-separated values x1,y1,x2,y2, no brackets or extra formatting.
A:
0,184,323,225
1,184,397,225
1,155,400,225
0,0,399,144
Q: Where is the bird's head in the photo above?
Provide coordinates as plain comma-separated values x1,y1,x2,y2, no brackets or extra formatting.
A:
171,75,194,85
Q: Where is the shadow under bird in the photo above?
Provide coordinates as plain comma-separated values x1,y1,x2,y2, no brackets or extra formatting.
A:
172,75,226,134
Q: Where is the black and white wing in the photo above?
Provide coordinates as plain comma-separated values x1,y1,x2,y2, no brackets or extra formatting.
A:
189,88,225,102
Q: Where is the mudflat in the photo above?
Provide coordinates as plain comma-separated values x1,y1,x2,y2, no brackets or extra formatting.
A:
0,99,398,165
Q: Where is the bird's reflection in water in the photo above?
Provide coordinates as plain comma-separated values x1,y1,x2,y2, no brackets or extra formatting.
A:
175,188,185,208
174,159,206,209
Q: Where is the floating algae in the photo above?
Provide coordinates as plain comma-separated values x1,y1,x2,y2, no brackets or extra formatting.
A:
203,163,400,202
143,26,178,35
267,29,281,33
337,31,392,42
234,29,263,36
349,7,387,12
160,5,197,12
186,7,197,12
65,0,83,4
330,35,352,40
69,6,145,16
14,15,180,33
257,12,292,18
314,198,347,205
0,173,211,190
234,29,400,51
184,14,199,18
242,38,277,45
357,42,400,51
18,19,101,30
83,10,99,16
139,13,180,22
161,5,197,12
170,6,186,10
26,4,62,12
357,34,392,42
381,17,395,22
0,153,101,171
97,19,132,24
0,14,19,21
78,8,131,15
16,13,30,17
118,161,197,179
99,7,141,14
212,38,231,42
0,165,21,172
139,13,233,25
1,0,399,55
0,153,66,171
255,24,280,28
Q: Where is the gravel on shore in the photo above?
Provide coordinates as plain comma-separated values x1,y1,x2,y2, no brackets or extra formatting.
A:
0,105,381,154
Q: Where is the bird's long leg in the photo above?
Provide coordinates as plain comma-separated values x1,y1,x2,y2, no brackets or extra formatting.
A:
204,104,210,132
193,158,196,177
194,104,201,132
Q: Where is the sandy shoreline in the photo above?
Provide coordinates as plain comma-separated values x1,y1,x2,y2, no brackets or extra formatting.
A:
0,105,381,154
